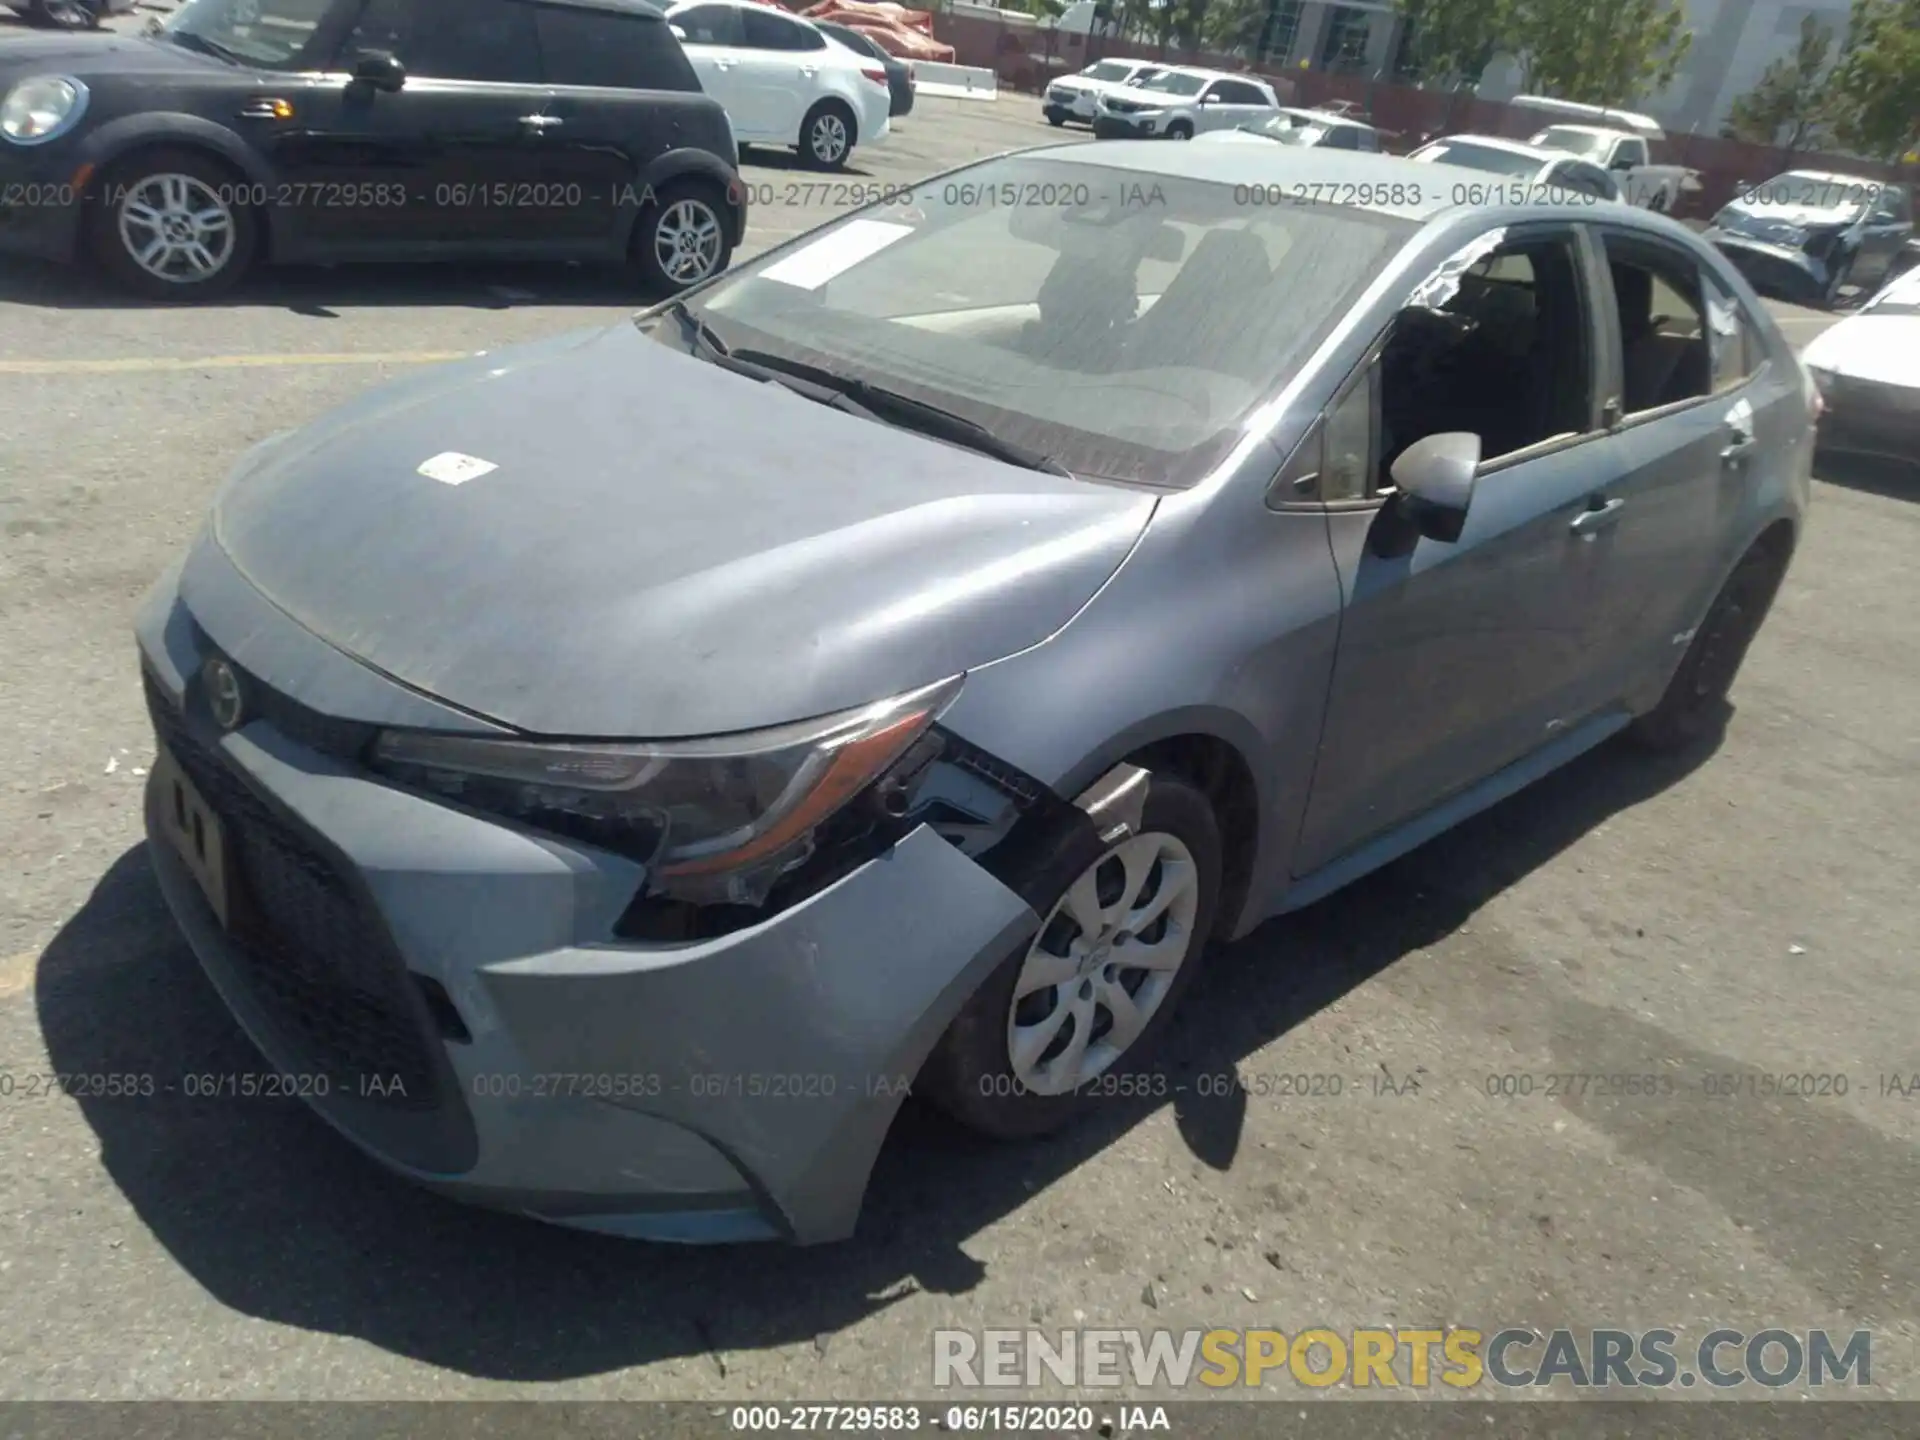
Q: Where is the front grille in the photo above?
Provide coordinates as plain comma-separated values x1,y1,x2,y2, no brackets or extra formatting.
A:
145,672,442,1110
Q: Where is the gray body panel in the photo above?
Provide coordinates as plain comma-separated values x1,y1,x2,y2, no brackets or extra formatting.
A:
135,145,1812,1239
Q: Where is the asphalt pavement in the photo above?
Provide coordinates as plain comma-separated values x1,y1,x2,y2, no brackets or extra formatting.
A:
2,18,1918,1407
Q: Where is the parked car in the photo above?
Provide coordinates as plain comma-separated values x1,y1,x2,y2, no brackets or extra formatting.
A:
2,0,138,29
1091,67,1279,140
1407,135,1622,203
1195,106,1379,151
1801,262,1920,461
0,0,747,299
1508,95,1697,212
137,139,1811,1244
1042,56,1164,128
666,0,890,168
1706,172,1914,310
814,17,912,118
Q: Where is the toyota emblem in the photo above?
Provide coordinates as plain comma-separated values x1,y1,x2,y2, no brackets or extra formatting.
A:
204,658,245,731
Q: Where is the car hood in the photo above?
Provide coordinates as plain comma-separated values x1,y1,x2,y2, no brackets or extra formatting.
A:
1803,314,1920,387
207,322,1157,739
1718,200,1860,232
0,32,224,82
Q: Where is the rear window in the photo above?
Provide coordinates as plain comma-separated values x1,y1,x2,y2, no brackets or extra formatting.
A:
537,5,701,89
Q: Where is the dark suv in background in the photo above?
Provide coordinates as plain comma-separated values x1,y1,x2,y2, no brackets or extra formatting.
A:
0,0,747,297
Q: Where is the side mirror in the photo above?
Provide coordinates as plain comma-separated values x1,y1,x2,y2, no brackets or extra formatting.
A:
1386,432,1480,545
1609,155,1634,171
1200,93,1222,104
352,51,406,92
671,23,688,38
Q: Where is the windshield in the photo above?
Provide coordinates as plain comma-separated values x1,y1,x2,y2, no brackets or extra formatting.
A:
1081,61,1133,81
1137,72,1208,97
1736,172,1881,216
1530,126,1611,161
161,0,331,67
658,156,1413,486
1416,142,1542,178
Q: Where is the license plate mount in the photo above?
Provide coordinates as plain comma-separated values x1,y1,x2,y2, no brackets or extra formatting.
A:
154,745,231,931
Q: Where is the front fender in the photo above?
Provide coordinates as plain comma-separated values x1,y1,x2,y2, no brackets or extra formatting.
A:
75,113,292,256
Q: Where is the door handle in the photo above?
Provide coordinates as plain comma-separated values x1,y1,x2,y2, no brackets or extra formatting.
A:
519,114,563,129
1569,497,1625,536
1720,433,1758,463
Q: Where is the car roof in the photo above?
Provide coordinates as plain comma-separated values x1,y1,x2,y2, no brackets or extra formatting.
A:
1278,106,1374,130
1533,123,1619,138
1424,133,1557,162
1154,65,1259,83
1033,143,1461,219
1767,168,1891,187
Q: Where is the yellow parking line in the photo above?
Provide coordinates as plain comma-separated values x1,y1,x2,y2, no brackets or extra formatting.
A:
0,350,473,375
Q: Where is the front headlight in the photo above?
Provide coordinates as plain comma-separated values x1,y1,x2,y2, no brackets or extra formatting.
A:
0,76,89,146
370,675,962,906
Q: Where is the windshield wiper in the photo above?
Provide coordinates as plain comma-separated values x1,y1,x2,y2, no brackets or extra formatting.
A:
729,348,1074,477
166,28,246,64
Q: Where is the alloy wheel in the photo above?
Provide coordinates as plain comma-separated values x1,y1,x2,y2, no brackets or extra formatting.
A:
116,173,237,285
1006,831,1201,1096
810,113,849,165
652,198,724,285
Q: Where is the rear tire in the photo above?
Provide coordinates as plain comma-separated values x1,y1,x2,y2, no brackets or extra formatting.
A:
630,178,734,294
918,774,1221,1140
88,148,257,301
1628,543,1786,752
799,100,856,170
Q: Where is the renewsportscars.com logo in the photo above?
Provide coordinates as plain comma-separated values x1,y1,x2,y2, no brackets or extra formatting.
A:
932,1327,1875,1390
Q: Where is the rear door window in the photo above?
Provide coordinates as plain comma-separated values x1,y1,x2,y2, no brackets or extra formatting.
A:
671,3,743,45
537,4,700,89
742,8,826,50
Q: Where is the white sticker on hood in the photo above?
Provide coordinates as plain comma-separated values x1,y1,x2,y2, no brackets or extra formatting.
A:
758,219,914,291
417,452,498,485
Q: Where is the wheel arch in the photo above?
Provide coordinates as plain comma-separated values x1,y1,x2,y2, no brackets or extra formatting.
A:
77,116,285,259
619,148,748,250
1040,709,1273,942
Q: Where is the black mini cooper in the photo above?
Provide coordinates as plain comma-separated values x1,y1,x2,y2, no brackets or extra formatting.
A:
0,0,748,297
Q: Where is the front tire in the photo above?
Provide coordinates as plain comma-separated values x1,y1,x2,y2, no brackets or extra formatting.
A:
630,179,734,294
918,774,1222,1139
1628,543,1787,752
799,101,856,170
1821,251,1855,310
88,149,257,301
1165,120,1193,140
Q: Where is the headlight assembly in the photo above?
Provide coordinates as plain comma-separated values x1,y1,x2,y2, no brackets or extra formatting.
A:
0,76,89,146
370,675,963,905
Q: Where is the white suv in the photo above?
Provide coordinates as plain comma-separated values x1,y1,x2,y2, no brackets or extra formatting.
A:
667,0,892,169
1042,58,1166,128
1091,67,1279,141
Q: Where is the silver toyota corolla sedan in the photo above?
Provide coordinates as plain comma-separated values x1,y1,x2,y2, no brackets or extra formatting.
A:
137,143,1815,1245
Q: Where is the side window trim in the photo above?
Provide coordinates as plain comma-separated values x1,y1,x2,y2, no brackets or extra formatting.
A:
1590,222,1723,430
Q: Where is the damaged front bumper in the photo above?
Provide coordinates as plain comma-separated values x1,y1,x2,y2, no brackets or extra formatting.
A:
134,548,1041,1245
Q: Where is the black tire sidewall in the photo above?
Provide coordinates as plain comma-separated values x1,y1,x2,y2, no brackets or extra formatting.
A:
89,149,256,300
1630,547,1782,751
631,179,734,294
801,104,854,170
919,775,1222,1139
1167,121,1193,140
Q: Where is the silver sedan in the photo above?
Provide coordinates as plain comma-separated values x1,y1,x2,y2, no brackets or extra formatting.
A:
136,143,1814,1245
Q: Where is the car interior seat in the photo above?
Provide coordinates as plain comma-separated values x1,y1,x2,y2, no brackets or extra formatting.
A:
1122,228,1273,367
1615,261,1711,412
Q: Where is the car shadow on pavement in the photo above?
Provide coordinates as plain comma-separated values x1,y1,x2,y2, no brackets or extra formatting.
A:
1814,449,1918,502
0,254,671,312
37,725,1720,1381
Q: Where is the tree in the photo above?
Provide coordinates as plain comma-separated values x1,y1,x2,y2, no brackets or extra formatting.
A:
1721,14,1837,149
1823,0,1920,160
1390,0,1507,88
1504,0,1692,108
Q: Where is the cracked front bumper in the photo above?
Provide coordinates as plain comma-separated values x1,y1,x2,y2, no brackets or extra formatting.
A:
134,549,1040,1244
1707,231,1833,302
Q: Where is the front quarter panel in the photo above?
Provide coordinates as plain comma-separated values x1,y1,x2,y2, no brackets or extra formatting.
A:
937,445,1346,939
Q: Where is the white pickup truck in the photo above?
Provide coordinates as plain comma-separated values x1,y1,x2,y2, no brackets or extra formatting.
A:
1508,96,1701,213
